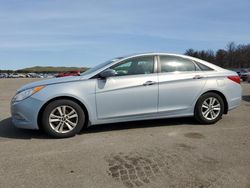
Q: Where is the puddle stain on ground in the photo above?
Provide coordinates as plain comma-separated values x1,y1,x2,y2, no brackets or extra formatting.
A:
184,132,205,139
175,143,196,151
105,147,224,188
106,151,162,187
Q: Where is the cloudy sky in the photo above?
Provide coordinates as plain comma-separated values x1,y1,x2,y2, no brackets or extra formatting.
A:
0,0,249,70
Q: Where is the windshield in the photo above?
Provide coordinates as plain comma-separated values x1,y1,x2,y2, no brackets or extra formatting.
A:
80,57,123,76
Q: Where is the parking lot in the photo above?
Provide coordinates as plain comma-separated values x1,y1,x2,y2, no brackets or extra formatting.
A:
0,78,249,188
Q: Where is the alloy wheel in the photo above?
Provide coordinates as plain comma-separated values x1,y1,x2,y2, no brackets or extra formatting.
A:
49,105,78,133
201,97,221,121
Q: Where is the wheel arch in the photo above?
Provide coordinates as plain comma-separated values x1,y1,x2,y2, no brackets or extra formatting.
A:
37,96,89,130
196,90,228,114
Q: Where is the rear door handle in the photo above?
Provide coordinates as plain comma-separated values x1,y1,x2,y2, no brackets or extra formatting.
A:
143,81,156,86
193,75,204,79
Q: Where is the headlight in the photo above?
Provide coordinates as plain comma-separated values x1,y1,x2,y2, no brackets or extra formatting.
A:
13,86,45,102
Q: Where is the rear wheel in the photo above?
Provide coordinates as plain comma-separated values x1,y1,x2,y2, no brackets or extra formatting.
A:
42,99,85,138
194,92,224,124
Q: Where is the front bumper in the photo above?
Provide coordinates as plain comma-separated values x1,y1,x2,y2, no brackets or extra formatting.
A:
11,97,44,130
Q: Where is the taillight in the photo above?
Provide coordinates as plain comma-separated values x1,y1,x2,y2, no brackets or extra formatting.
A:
227,76,241,84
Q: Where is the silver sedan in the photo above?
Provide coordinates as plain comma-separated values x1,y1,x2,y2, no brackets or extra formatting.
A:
11,53,242,138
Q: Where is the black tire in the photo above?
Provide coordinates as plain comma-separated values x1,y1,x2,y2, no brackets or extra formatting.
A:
41,99,85,138
194,92,224,124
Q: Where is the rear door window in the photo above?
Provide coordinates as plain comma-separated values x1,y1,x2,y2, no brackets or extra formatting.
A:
195,62,214,71
159,56,197,73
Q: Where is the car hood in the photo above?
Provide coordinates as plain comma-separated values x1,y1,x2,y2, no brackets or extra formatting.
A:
17,75,90,93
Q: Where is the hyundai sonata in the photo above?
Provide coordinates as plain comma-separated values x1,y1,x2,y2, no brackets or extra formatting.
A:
11,53,242,138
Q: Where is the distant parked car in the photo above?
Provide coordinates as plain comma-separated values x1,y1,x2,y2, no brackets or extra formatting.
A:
236,69,250,81
18,74,26,78
44,74,55,79
55,70,80,78
37,74,44,78
11,53,242,138
27,73,38,78
9,73,19,78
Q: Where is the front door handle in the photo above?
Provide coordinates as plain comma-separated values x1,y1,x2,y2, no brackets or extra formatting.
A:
143,81,156,86
193,75,204,79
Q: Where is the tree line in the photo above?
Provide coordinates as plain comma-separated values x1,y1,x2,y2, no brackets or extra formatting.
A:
185,42,250,68
1,42,250,73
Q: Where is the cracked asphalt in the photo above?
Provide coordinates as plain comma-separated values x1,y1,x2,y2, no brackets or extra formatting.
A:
0,78,249,188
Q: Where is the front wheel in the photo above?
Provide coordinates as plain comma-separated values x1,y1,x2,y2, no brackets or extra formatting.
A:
41,99,85,138
194,92,224,124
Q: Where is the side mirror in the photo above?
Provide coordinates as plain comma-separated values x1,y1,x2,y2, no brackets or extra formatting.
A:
99,69,116,78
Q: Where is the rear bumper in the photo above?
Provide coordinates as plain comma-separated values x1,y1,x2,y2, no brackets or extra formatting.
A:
11,97,43,130
226,84,242,111
228,96,241,111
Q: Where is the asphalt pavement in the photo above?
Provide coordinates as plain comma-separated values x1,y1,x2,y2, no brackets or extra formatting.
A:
0,78,249,188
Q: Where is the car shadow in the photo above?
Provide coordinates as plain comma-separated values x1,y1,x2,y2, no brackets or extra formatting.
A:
242,95,250,102
81,117,198,134
0,116,198,139
0,118,50,140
